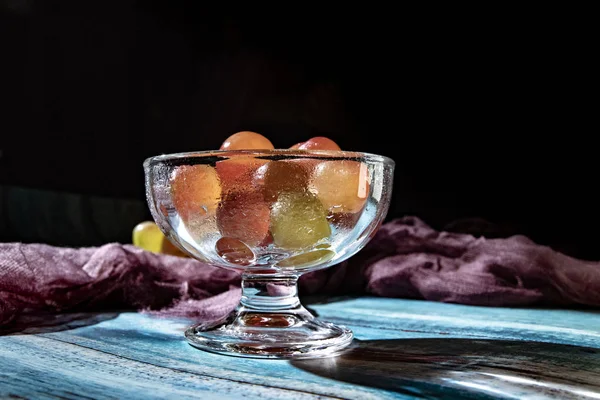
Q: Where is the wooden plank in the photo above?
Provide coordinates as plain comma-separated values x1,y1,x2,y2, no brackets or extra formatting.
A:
0,335,351,400
38,318,399,399
0,310,402,399
309,297,600,348
1,297,599,399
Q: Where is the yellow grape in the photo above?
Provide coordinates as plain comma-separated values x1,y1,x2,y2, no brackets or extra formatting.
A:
277,249,334,268
132,221,187,257
270,191,331,250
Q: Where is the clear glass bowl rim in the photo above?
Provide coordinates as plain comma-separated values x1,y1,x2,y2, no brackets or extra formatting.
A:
143,149,395,169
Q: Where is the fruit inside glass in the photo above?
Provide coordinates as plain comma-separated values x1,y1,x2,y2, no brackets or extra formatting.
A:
144,149,394,359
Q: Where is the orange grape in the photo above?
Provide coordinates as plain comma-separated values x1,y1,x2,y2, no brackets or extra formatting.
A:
327,212,362,229
215,156,267,193
270,191,331,250
289,137,341,173
220,131,275,150
216,237,255,266
297,136,341,151
256,161,311,202
259,231,274,247
170,165,222,223
217,191,271,246
310,160,369,214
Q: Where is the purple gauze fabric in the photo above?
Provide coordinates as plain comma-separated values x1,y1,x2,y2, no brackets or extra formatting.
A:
2,216,600,330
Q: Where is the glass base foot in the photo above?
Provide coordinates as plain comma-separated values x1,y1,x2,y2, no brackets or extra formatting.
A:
184,305,353,359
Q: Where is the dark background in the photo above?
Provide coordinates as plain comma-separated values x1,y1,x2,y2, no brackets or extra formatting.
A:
1,2,597,259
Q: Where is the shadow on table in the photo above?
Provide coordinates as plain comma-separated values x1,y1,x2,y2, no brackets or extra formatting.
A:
301,295,361,317
291,338,600,399
302,295,361,306
1,312,120,335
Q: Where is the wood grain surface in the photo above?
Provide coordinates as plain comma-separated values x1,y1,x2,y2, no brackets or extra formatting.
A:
1,297,599,399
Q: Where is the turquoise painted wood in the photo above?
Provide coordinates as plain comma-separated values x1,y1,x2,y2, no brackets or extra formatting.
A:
1,297,600,399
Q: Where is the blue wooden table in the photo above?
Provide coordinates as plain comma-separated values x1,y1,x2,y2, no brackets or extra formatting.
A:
1,297,599,399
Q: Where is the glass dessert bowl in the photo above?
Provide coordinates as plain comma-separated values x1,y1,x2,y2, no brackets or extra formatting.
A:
144,149,394,359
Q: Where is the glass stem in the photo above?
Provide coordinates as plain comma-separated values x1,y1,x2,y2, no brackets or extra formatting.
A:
240,274,301,311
